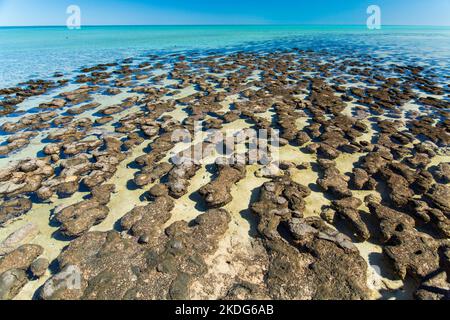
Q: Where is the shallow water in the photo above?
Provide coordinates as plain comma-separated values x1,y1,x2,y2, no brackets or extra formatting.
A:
1,25,450,88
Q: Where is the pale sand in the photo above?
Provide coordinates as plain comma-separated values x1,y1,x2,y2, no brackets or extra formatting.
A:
191,165,270,299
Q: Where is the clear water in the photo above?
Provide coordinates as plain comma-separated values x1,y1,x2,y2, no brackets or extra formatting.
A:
1,25,450,88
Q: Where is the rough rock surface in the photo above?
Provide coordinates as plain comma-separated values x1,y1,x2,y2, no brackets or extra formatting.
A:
0,269,28,300
425,184,450,214
317,160,352,198
120,196,174,241
55,200,109,237
30,258,50,278
332,197,370,241
40,209,230,300
199,162,246,208
0,223,39,255
0,244,44,300
0,244,44,274
0,198,32,226
247,179,371,300
54,184,116,237
366,199,448,283
167,160,201,199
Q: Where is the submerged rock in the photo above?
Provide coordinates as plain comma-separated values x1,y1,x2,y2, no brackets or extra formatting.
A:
332,197,370,241
0,223,39,255
384,229,441,280
0,244,43,275
199,162,246,208
432,162,450,184
249,175,371,299
167,160,200,199
0,269,28,300
121,196,174,241
317,160,352,198
366,200,415,243
55,200,109,237
0,198,32,226
425,184,450,214
30,258,50,278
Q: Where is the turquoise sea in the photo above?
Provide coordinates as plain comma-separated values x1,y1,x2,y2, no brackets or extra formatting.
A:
1,25,450,88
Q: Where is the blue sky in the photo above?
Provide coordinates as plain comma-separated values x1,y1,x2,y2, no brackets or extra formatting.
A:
0,0,449,26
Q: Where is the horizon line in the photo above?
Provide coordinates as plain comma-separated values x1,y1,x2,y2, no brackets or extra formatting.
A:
1,23,450,28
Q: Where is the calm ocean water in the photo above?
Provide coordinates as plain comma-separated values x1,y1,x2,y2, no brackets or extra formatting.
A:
0,25,450,88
